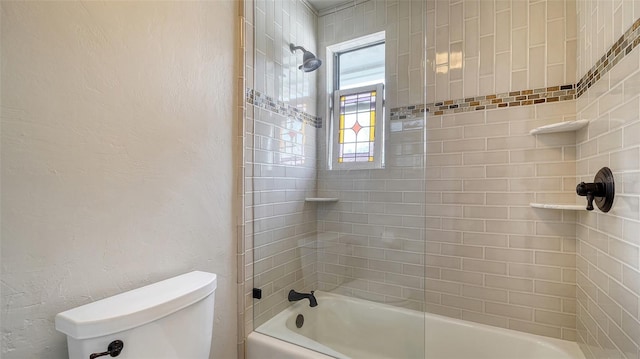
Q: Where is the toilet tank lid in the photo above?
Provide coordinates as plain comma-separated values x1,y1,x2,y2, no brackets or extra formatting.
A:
55,271,217,339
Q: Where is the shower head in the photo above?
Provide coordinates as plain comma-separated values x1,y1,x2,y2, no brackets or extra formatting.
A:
289,43,322,72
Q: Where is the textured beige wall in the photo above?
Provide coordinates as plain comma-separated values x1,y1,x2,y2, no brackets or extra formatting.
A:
1,2,237,358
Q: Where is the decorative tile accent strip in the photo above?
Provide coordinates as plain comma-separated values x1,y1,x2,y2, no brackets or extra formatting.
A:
390,84,576,120
577,17,640,97
246,88,321,128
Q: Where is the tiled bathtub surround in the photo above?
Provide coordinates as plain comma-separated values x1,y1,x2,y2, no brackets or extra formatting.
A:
315,134,428,311
575,2,640,358
315,0,428,310
241,0,640,355
423,99,579,340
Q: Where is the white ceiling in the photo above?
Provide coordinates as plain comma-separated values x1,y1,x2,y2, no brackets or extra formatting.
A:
307,0,353,11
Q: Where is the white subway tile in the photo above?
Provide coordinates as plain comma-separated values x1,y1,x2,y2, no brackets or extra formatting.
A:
535,310,576,329
529,1,546,46
486,247,534,263
487,220,535,235
495,52,511,93
496,10,511,53
450,2,463,41
509,319,562,338
510,291,562,311
548,20,566,66
529,45,546,89
486,274,534,292
488,302,534,320
465,18,480,56
479,0,494,36
480,35,495,76
512,0,527,29
442,294,484,311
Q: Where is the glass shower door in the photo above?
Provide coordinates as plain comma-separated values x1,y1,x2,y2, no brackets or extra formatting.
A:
247,0,428,358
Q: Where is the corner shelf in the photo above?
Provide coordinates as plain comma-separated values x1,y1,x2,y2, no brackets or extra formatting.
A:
529,120,589,135
305,197,339,202
530,203,586,211
527,120,589,211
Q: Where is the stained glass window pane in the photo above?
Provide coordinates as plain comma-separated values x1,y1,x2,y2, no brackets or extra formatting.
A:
344,114,357,127
338,90,377,163
344,129,356,143
357,112,370,126
356,128,370,142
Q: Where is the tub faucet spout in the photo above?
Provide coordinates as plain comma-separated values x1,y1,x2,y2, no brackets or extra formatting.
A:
288,289,318,307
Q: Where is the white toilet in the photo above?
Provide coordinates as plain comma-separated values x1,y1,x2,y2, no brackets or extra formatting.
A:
55,271,217,359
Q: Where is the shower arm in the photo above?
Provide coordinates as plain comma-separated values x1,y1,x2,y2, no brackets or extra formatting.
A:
289,44,308,53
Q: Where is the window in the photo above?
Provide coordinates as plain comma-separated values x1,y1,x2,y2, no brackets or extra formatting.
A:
334,84,383,164
330,39,385,170
337,42,385,90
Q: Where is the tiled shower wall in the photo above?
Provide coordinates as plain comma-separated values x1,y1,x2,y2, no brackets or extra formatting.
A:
427,0,577,103
315,0,582,340
241,0,640,354
251,0,318,114
424,101,579,340
576,0,640,81
575,2,640,358
317,0,428,108
315,0,428,310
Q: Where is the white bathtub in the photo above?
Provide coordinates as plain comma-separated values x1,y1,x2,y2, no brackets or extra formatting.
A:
247,291,585,359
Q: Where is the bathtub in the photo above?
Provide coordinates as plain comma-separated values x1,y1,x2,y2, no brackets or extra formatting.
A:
247,291,585,359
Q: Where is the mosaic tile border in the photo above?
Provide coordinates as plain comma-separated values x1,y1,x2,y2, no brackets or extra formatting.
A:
246,88,321,128
577,17,640,97
390,84,576,120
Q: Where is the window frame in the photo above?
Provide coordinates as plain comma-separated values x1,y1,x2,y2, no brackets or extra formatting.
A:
329,37,386,171
331,83,384,170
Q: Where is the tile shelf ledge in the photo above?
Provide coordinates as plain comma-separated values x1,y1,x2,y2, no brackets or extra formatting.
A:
530,203,586,210
529,120,589,135
305,198,339,202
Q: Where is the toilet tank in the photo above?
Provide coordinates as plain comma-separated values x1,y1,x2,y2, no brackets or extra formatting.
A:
55,271,217,359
